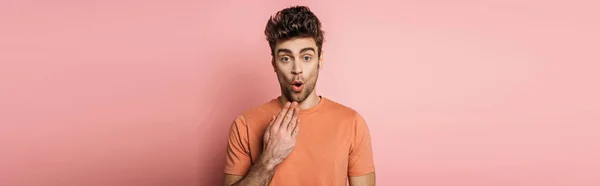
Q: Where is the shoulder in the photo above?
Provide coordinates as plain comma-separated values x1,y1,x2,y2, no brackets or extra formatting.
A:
321,97,367,124
239,98,279,121
229,98,279,133
320,97,372,140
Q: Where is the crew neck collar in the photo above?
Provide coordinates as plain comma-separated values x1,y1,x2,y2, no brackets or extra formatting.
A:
273,96,326,115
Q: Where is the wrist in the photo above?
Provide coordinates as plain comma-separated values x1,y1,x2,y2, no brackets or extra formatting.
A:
258,155,280,171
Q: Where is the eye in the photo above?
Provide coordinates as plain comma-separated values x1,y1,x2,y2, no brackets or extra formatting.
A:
303,56,312,61
281,56,290,62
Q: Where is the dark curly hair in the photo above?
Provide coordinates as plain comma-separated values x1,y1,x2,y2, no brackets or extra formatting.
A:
264,6,325,59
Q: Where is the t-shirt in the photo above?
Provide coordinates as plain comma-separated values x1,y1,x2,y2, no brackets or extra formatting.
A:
224,96,375,186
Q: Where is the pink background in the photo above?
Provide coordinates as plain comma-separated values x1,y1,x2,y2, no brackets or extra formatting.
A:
1,0,599,185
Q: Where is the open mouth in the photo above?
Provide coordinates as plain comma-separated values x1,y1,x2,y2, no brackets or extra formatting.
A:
291,81,304,92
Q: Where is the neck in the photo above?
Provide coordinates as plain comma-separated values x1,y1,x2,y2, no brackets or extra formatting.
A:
278,92,321,110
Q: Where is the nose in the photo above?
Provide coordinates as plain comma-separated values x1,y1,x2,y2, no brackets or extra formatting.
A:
291,61,303,75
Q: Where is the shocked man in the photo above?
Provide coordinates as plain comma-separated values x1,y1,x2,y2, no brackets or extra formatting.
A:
223,5,376,186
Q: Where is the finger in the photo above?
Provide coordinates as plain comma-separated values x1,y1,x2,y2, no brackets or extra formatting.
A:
267,115,276,128
272,102,291,131
280,102,296,126
280,102,297,131
292,118,300,137
287,108,299,132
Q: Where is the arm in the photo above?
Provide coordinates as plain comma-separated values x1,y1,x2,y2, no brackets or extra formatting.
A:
349,172,376,186
223,157,277,186
348,112,376,185
224,175,243,186
223,102,300,186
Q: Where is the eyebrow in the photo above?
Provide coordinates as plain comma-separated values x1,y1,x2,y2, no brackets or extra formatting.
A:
300,47,315,54
276,48,292,55
276,47,316,55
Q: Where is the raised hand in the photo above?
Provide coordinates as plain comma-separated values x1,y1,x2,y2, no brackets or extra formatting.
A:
260,101,300,167
227,102,300,185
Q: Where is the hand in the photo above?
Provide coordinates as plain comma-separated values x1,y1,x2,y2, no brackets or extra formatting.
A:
260,101,300,168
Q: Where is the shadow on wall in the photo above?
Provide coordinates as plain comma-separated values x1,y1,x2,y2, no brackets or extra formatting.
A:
196,49,276,185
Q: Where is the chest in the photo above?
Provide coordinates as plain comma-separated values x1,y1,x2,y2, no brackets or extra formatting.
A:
248,114,355,165
273,116,353,167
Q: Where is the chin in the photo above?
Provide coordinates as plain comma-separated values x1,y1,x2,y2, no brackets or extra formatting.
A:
289,95,303,102
292,97,305,103
285,91,307,103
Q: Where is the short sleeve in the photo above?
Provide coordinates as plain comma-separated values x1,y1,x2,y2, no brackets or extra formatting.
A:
224,115,252,175
348,112,376,176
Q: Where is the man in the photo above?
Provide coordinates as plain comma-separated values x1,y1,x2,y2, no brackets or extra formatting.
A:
223,5,376,186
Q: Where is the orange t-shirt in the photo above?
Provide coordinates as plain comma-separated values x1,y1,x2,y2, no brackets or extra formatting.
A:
224,96,375,186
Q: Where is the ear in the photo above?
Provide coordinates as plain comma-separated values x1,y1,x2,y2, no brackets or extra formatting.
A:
318,52,324,70
271,58,276,72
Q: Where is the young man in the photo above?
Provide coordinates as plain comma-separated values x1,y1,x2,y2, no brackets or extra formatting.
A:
223,6,376,186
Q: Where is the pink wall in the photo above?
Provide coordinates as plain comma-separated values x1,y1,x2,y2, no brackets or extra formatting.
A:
1,0,599,185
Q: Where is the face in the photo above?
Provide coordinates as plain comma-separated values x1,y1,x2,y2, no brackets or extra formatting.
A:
273,37,323,103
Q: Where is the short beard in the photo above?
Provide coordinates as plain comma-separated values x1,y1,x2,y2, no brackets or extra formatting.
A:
282,84,314,103
280,73,318,103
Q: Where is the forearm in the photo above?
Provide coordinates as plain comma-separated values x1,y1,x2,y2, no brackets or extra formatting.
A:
348,172,376,186
230,157,278,186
